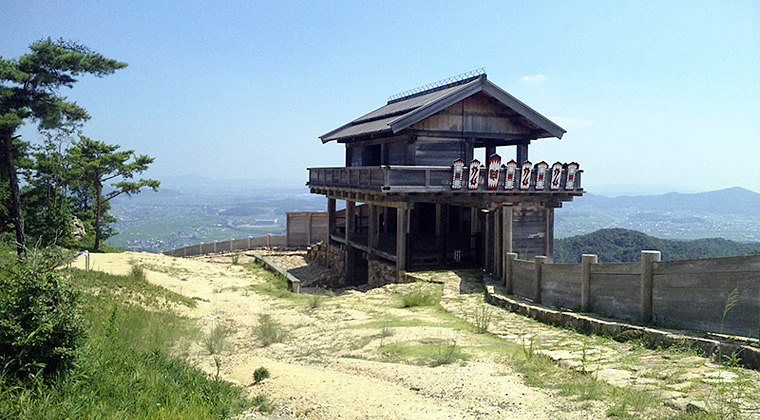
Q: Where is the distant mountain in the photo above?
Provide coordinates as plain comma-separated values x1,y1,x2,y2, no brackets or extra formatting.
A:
556,187,760,242
555,228,760,263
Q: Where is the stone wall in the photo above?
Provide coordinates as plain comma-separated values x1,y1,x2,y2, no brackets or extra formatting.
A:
306,242,345,275
368,258,399,287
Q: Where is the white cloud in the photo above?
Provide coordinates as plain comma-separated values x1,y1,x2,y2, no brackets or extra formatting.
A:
520,73,546,83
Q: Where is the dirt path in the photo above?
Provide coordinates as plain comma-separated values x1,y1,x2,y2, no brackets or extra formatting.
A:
70,251,760,419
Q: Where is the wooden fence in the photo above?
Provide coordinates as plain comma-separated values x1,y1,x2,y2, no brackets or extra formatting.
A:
505,252,760,338
163,212,327,257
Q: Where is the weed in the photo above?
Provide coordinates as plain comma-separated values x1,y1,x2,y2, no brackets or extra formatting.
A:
204,323,234,354
720,287,740,334
429,341,465,367
252,367,270,384
251,394,275,413
231,252,240,265
307,294,324,310
252,314,288,347
473,306,493,334
399,286,440,308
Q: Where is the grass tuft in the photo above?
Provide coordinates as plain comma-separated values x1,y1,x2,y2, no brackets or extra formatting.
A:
252,314,288,347
204,323,234,355
399,286,440,308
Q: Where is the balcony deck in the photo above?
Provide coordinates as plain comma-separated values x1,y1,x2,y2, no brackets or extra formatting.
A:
308,165,583,205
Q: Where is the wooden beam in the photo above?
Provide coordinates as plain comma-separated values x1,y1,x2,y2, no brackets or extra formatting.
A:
396,207,408,275
368,204,379,251
327,198,336,243
345,201,356,284
545,205,554,262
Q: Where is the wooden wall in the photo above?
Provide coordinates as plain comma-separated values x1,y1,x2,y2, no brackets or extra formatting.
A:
512,203,548,259
504,253,760,337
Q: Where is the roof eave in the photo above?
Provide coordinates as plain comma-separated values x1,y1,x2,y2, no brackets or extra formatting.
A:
481,81,566,139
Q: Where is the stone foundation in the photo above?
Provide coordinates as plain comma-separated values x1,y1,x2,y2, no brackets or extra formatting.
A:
306,242,345,287
368,258,398,287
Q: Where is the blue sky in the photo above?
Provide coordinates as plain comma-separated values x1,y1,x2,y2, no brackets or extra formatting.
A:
2,0,759,194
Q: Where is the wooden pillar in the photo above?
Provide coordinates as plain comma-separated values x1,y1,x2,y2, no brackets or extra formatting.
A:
534,256,546,303
485,143,496,159
581,254,597,312
640,250,661,322
307,213,313,245
494,207,502,278
517,143,529,164
396,207,408,276
368,204,379,251
470,207,479,251
484,211,491,271
345,201,356,283
327,198,336,239
545,205,554,262
502,205,512,253
505,252,517,293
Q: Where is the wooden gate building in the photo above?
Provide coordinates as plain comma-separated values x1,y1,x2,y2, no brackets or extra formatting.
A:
308,71,584,285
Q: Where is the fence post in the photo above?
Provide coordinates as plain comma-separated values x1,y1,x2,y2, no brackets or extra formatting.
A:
505,252,517,294
213,241,218,253
534,256,546,303
581,254,597,312
247,236,252,249
640,250,661,322
267,234,271,247
200,242,204,254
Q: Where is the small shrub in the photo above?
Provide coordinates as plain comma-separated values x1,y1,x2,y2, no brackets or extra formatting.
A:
204,324,234,354
252,366,270,384
0,249,85,381
129,263,147,282
252,314,288,347
400,286,439,308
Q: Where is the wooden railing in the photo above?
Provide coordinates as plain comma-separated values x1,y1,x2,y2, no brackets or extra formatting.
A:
308,163,583,194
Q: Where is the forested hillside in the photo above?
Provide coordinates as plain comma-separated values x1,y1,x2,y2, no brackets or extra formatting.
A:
554,228,760,263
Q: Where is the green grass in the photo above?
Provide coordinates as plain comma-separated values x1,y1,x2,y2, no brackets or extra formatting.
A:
0,255,261,419
377,339,468,366
398,285,441,308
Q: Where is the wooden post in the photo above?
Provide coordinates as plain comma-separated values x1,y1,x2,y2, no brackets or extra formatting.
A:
230,238,234,251
346,201,356,283
581,254,597,312
494,207,502,278
396,207,407,277
545,206,554,262
435,203,443,248
517,142,529,163
267,234,271,247
640,250,661,322
214,241,218,253
368,204,379,251
247,236,252,249
307,213,313,245
484,210,491,271
502,205,512,254
505,252,517,294
328,198,336,239
470,207,479,252
534,256,546,303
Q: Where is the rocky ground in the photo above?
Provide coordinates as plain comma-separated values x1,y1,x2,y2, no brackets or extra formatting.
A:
72,250,760,419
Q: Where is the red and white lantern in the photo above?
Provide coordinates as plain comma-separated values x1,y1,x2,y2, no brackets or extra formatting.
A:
468,159,481,190
550,162,563,191
503,160,517,190
487,154,501,190
565,162,579,190
451,159,465,190
535,161,549,190
519,161,533,191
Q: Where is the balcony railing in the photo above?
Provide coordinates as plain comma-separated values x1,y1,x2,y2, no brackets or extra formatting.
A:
308,162,583,194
